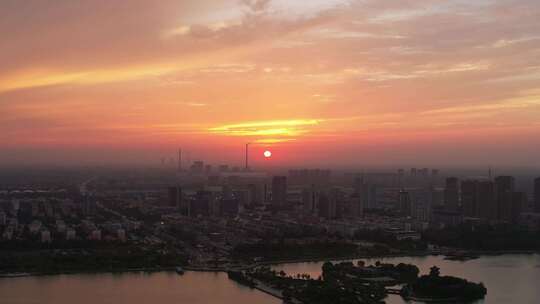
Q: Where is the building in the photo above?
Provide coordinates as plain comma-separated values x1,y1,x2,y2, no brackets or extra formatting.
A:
317,191,336,219
82,195,96,216
477,180,496,220
511,192,526,224
271,176,287,207
354,177,378,209
495,176,515,221
89,229,102,241
41,230,51,243
348,193,364,218
66,228,76,240
461,180,478,217
168,186,182,208
190,161,204,174
432,207,463,228
302,186,319,214
288,169,331,185
117,229,126,242
408,188,433,222
189,191,214,217
384,228,421,241
221,199,239,216
444,177,459,211
247,183,264,205
398,189,411,216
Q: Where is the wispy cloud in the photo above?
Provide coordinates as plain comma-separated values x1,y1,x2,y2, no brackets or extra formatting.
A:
209,119,321,138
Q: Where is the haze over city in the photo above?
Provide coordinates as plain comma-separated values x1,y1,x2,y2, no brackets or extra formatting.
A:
2,0,540,167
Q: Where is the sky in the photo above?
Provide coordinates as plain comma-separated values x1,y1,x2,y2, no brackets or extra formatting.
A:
1,0,540,168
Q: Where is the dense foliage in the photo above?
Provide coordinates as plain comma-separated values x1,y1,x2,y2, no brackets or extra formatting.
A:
402,266,487,301
0,244,186,274
232,241,358,261
423,224,540,250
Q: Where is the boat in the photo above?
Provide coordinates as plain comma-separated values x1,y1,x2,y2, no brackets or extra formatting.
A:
175,267,185,275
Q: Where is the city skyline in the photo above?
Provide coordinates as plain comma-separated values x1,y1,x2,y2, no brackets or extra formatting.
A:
2,0,540,167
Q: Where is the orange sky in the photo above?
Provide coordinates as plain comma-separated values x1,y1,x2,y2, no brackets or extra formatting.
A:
1,0,540,167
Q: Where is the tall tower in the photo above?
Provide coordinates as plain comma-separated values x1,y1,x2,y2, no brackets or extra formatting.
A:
245,143,250,171
177,148,182,172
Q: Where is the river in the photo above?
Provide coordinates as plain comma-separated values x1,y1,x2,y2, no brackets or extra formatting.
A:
0,254,538,303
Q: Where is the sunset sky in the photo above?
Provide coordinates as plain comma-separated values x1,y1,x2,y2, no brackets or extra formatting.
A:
1,0,540,168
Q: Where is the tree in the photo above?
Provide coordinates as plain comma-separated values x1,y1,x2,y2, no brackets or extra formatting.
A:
429,266,440,277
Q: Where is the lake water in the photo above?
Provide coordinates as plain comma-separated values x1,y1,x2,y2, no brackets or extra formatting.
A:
273,254,540,304
0,254,538,304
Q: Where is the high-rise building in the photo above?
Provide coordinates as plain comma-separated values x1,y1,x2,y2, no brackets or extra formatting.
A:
419,168,429,178
459,179,497,220
190,161,204,174
349,193,364,218
189,191,214,217
399,189,411,216
247,183,263,205
317,190,337,219
168,186,182,208
271,176,287,207
409,188,433,222
327,188,339,219
222,184,233,200
444,177,459,211
495,176,515,221
354,177,378,209
302,186,319,214
82,195,96,216
534,177,540,213
511,192,526,224
221,199,239,216
177,148,182,172
477,180,496,220
397,169,405,186
461,180,478,217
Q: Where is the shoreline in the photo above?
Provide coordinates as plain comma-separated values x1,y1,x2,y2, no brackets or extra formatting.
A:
1,250,538,279
0,267,176,279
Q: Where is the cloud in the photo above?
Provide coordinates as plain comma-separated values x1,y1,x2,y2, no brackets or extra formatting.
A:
209,119,321,137
2,0,540,165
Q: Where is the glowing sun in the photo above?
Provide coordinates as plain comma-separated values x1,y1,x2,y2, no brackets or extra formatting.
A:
263,150,272,158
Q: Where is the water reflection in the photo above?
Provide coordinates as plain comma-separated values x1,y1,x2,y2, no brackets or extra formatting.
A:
0,271,279,304
272,254,540,304
0,255,538,304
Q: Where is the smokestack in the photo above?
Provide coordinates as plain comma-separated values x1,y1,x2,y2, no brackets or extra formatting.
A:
178,148,182,172
245,143,250,171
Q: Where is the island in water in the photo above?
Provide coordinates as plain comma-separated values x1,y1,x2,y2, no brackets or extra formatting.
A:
401,266,487,302
228,261,487,304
